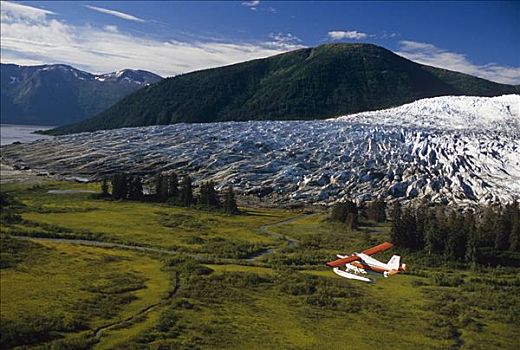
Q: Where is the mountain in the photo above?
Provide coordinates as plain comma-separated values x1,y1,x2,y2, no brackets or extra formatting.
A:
3,95,519,206
47,43,519,135
1,63,162,126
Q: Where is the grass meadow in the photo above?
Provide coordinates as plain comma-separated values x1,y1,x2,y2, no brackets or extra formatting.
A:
1,181,518,349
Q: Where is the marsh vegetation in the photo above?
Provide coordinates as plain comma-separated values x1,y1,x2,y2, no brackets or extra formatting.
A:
1,182,518,349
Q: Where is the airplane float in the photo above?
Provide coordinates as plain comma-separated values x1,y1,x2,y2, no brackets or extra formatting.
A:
326,242,406,283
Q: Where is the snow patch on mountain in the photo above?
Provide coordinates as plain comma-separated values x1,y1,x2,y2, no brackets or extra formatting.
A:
96,69,158,85
30,65,161,85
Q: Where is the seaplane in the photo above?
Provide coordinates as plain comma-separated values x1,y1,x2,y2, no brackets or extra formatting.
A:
326,242,406,283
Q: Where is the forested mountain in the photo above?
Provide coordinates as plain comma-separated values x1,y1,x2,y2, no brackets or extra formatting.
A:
1,63,162,126
47,43,518,135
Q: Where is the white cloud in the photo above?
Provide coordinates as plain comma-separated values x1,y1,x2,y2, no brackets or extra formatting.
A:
84,5,145,22
0,1,55,21
381,32,397,39
268,32,304,50
242,1,263,11
103,25,119,33
328,30,368,40
242,1,260,7
241,1,277,13
328,30,397,40
0,2,297,77
396,40,520,85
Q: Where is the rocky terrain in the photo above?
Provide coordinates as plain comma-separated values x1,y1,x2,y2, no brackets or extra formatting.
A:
1,95,519,207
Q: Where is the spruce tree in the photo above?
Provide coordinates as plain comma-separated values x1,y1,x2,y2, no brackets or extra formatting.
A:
434,207,448,252
111,174,120,199
155,174,162,197
346,200,358,229
160,177,169,202
509,203,520,251
330,200,358,229
402,208,417,249
345,213,358,230
198,182,209,207
423,211,438,255
155,174,169,202
128,176,143,200
478,207,497,247
223,185,239,214
180,175,195,207
445,212,458,258
444,229,457,261
198,181,220,209
445,211,467,260
390,202,404,246
208,181,220,208
414,205,426,250
495,206,513,250
331,202,349,223
510,218,520,252
101,178,110,197
168,173,179,199
366,199,386,222
155,174,164,201
466,228,479,268
111,173,128,200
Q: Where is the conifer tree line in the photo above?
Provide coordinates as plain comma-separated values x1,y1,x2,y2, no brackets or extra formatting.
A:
330,200,359,229
390,202,520,263
330,198,519,264
101,172,239,214
109,173,143,200
330,199,386,229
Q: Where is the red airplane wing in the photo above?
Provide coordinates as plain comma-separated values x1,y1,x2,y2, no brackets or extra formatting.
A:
326,242,394,267
326,254,359,267
362,242,394,256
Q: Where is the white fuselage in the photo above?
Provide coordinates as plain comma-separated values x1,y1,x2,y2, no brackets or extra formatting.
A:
337,253,391,271
355,253,391,270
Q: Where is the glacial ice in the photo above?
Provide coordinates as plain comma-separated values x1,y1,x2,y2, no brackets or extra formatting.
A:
1,95,519,206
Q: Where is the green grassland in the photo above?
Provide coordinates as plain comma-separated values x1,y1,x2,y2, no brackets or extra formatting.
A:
1,182,519,349
3,182,292,254
0,236,171,349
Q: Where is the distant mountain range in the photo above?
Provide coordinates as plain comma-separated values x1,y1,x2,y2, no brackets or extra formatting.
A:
1,63,162,126
47,43,519,135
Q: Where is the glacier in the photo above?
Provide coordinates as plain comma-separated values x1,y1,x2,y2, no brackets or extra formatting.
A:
333,94,519,133
1,95,519,206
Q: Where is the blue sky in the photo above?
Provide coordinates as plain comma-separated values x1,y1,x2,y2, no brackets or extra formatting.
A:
1,1,519,84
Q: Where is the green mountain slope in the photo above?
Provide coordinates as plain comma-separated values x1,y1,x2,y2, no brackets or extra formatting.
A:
48,44,519,135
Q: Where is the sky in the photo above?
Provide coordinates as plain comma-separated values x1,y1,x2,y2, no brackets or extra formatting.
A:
1,1,519,84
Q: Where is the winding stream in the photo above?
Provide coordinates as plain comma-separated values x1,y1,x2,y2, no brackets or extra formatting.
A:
10,212,316,345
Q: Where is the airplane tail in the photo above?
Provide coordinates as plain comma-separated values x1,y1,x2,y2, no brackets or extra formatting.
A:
387,255,401,270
